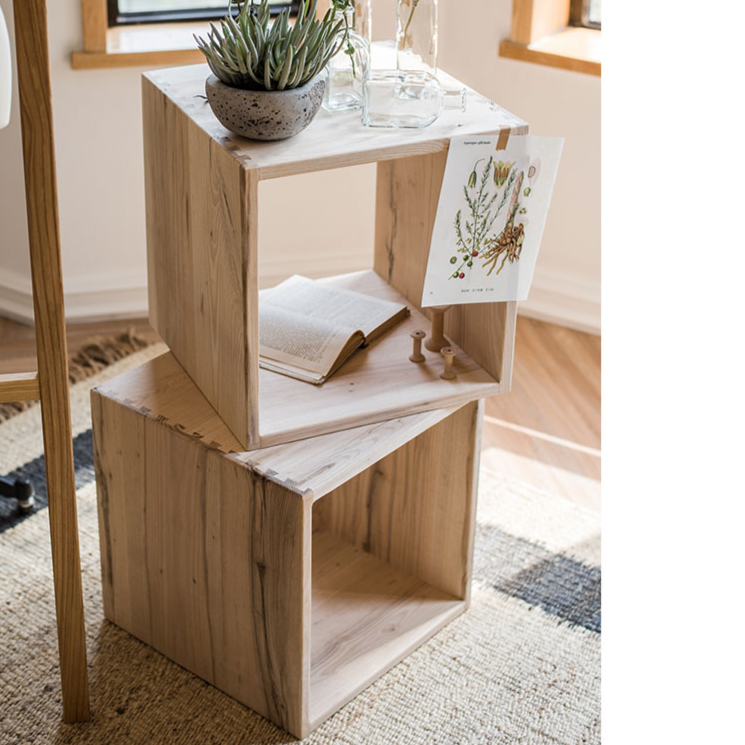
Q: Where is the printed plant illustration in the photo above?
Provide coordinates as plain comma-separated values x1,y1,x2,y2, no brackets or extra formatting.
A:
480,171,525,276
449,155,536,280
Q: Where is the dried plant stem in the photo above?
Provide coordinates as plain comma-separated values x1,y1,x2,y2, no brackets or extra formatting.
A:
401,0,421,47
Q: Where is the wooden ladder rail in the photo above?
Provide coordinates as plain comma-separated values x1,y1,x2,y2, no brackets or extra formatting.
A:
8,0,91,723
0,372,41,402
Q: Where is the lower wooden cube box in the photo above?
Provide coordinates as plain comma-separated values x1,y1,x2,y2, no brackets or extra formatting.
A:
92,353,484,738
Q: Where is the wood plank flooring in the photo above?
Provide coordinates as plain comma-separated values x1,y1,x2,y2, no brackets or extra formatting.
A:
0,315,600,512
483,318,601,513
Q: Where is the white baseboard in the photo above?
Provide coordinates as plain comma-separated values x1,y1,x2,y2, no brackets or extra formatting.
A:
0,252,373,325
519,266,600,335
0,268,149,325
0,270,33,325
0,259,601,335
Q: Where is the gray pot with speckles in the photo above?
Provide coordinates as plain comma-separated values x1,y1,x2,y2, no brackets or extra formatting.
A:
205,73,326,142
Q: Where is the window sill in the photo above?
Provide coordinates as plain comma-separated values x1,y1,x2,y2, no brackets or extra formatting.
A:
499,27,600,77
71,22,208,70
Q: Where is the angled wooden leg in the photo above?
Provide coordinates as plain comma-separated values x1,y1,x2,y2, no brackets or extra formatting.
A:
13,0,90,723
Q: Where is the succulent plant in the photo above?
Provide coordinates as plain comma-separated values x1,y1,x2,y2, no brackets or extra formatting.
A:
195,0,351,91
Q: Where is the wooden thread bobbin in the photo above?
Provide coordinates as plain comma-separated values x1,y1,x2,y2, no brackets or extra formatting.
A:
440,346,457,380
409,330,426,363
425,305,451,352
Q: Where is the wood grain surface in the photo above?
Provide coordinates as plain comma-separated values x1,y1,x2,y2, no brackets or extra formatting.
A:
0,371,40,402
256,271,498,448
143,64,525,450
93,392,309,735
13,0,90,723
143,63,528,180
374,153,518,387
143,75,260,447
92,357,483,737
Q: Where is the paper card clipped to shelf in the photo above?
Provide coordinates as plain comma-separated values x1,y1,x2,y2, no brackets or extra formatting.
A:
421,133,564,307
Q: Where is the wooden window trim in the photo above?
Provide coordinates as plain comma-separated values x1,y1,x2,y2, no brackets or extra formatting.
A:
73,0,313,71
499,0,601,77
73,0,206,69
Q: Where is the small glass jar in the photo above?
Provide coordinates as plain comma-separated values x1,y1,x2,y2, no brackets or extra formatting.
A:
362,70,466,129
397,0,438,75
323,6,371,113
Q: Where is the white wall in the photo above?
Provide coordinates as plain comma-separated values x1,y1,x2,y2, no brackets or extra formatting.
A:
0,0,599,332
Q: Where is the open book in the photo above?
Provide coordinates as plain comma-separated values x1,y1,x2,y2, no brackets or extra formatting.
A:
259,275,408,384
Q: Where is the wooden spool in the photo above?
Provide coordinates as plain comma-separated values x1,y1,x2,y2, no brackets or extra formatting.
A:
409,330,426,363
440,346,457,380
425,305,451,352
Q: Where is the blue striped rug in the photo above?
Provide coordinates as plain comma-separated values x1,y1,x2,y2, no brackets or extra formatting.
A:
0,346,600,745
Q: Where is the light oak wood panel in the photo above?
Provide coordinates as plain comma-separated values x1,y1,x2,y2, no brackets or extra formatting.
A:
143,64,528,180
93,354,482,737
315,400,482,599
374,153,518,389
93,391,310,736
309,530,464,730
80,0,107,53
0,372,40,402
256,271,498,448
143,75,260,447
510,0,571,45
94,351,466,499
0,313,600,513
12,0,90,722
143,64,524,450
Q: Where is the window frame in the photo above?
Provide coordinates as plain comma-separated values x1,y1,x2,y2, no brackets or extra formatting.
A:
569,0,601,31
74,0,311,70
106,0,299,28
500,0,600,76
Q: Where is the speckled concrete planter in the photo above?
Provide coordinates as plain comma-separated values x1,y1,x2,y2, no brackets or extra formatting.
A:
205,73,326,141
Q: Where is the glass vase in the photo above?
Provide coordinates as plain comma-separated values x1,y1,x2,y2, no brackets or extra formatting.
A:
362,70,465,129
396,0,438,75
323,6,372,113
353,0,373,44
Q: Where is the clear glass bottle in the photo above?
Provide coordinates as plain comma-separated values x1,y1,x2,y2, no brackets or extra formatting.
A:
353,0,373,45
397,0,438,75
362,70,466,129
323,5,372,113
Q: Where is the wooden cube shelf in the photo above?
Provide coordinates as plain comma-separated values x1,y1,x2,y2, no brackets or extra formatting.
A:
92,352,483,738
142,63,528,450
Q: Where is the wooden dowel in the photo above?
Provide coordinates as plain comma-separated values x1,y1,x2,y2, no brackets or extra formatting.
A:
13,0,90,723
425,305,451,352
0,372,40,402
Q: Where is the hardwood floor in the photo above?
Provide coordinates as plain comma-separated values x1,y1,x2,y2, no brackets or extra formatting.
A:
0,316,161,375
483,318,601,513
0,314,600,512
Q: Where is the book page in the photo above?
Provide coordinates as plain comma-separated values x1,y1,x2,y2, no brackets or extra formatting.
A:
262,275,405,339
259,304,354,376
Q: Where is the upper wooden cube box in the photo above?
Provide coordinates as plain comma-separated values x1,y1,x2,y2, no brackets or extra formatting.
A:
143,63,528,450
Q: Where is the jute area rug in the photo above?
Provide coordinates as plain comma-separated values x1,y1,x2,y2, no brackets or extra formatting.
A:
0,344,600,745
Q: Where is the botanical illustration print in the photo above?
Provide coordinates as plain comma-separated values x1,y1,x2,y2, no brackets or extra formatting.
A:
448,155,541,281
422,133,563,308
